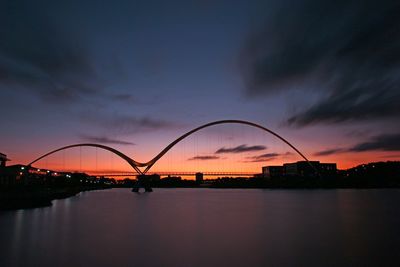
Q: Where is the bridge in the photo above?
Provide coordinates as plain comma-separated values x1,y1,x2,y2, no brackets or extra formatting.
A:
87,172,258,177
27,120,316,191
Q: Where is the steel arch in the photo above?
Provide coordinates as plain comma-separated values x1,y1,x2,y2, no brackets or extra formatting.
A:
28,120,316,175
142,120,313,173
27,143,144,174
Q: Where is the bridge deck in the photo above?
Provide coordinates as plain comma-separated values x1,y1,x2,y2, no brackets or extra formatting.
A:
87,172,258,177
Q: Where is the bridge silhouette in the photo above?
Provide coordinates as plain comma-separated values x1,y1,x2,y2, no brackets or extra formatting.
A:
87,171,258,177
27,120,315,190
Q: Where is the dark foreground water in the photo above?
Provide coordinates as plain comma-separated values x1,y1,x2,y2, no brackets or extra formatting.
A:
1,188,400,267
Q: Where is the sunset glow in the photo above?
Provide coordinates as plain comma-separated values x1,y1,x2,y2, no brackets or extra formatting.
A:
1,0,399,176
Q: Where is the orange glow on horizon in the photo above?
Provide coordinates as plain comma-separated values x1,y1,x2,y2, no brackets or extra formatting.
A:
5,124,400,178
11,149,399,180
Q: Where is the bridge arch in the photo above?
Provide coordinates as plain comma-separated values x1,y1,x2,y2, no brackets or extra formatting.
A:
27,143,145,174
27,120,316,175
142,120,314,173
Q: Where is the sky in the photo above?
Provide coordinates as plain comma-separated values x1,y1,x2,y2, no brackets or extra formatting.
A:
1,0,399,173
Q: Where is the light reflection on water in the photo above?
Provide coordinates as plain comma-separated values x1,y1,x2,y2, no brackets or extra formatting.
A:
1,188,400,267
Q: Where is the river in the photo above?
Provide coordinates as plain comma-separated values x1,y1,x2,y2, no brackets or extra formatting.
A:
1,188,400,267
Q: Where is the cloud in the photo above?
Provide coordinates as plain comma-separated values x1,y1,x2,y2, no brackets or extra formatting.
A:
79,134,135,145
81,113,183,134
313,133,400,155
215,144,266,154
282,152,295,156
287,85,400,126
245,153,280,162
313,148,346,156
381,154,400,159
108,93,137,104
188,155,220,161
0,1,100,104
349,133,400,152
240,0,400,126
110,116,181,133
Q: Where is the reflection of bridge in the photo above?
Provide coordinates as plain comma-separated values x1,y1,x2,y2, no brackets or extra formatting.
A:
28,120,316,191
87,172,258,177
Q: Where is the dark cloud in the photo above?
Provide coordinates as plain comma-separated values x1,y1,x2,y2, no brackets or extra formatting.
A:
79,134,135,145
240,0,400,126
110,116,181,133
345,129,372,138
349,133,400,152
313,148,346,156
0,0,99,103
81,113,183,134
245,153,280,162
215,144,266,154
282,152,295,156
314,133,400,155
381,154,400,159
109,93,136,104
188,155,220,161
287,85,400,126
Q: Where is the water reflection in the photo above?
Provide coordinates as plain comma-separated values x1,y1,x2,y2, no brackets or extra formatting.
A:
1,188,400,267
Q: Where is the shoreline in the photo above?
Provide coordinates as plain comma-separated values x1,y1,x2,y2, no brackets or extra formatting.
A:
0,186,111,210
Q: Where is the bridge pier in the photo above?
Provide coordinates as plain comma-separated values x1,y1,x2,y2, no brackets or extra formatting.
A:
132,174,156,193
131,184,152,193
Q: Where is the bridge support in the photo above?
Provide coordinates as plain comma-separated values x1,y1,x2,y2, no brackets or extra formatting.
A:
131,185,153,193
132,174,154,193
131,183,153,193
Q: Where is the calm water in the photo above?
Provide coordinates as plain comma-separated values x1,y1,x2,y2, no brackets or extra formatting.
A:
1,188,400,267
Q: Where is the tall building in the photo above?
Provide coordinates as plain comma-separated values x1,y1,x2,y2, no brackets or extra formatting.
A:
195,172,204,183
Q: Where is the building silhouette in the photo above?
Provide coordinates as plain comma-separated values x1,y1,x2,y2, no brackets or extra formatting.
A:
263,161,337,178
0,152,9,168
195,172,204,183
262,166,284,178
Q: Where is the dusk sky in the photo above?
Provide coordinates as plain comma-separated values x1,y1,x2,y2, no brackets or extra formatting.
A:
1,0,399,172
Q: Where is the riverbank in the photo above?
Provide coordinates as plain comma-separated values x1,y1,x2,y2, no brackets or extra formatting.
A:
0,186,112,210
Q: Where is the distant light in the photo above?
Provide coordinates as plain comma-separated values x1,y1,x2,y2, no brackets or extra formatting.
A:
54,172,57,175
21,167,25,170
37,169,41,172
